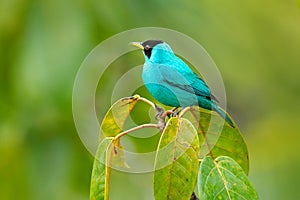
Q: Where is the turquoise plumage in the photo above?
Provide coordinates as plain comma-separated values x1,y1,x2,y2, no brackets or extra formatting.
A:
132,40,234,127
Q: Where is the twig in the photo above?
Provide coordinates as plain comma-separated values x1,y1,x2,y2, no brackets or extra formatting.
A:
139,96,156,109
114,123,159,140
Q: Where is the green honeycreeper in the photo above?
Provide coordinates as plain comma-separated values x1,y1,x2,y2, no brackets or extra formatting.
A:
131,40,234,127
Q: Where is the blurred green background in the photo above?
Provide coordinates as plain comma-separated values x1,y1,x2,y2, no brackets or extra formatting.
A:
1,0,300,199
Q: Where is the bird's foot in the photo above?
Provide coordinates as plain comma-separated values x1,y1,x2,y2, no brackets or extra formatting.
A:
170,107,182,117
155,106,183,132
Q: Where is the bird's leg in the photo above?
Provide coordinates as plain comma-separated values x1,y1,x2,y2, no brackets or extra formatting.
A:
155,106,177,119
155,106,182,132
171,108,183,117
172,107,178,112
154,105,175,132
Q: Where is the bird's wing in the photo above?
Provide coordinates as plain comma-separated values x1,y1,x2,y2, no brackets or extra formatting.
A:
158,64,218,101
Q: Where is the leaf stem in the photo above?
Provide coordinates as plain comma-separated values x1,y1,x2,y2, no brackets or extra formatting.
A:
190,109,214,158
213,159,232,199
139,96,156,109
114,123,159,140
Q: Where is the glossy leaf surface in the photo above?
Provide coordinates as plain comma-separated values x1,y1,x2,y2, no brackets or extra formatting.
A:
100,96,140,137
90,138,113,200
185,107,249,174
154,117,200,200
197,156,259,200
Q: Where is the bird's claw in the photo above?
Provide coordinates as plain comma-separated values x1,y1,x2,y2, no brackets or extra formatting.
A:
171,108,182,117
155,106,182,132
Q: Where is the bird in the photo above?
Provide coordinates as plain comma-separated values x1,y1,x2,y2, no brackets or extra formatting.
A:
131,40,234,127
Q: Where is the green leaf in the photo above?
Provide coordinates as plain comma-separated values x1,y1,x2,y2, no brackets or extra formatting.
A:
153,117,200,200
185,107,249,174
197,156,259,200
90,137,129,200
100,95,140,137
90,138,113,200
109,139,129,168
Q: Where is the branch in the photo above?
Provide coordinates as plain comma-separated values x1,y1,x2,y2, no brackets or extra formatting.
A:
139,96,157,109
114,123,160,140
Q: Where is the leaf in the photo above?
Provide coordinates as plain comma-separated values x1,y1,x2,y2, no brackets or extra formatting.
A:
197,156,259,200
153,117,200,200
90,138,113,200
109,139,129,168
100,95,140,137
90,137,130,200
185,107,249,174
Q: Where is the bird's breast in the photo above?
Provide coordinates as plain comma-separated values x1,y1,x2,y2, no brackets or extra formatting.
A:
142,63,175,106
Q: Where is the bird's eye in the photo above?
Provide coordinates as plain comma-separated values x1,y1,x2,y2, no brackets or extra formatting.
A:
145,45,150,50
143,46,152,59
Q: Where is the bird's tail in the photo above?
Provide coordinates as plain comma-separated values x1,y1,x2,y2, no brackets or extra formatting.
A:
212,104,235,128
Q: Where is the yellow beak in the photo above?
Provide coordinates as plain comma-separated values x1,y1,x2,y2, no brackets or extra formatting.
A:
130,42,144,49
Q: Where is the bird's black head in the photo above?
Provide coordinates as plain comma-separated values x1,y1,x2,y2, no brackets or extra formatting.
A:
141,40,163,59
